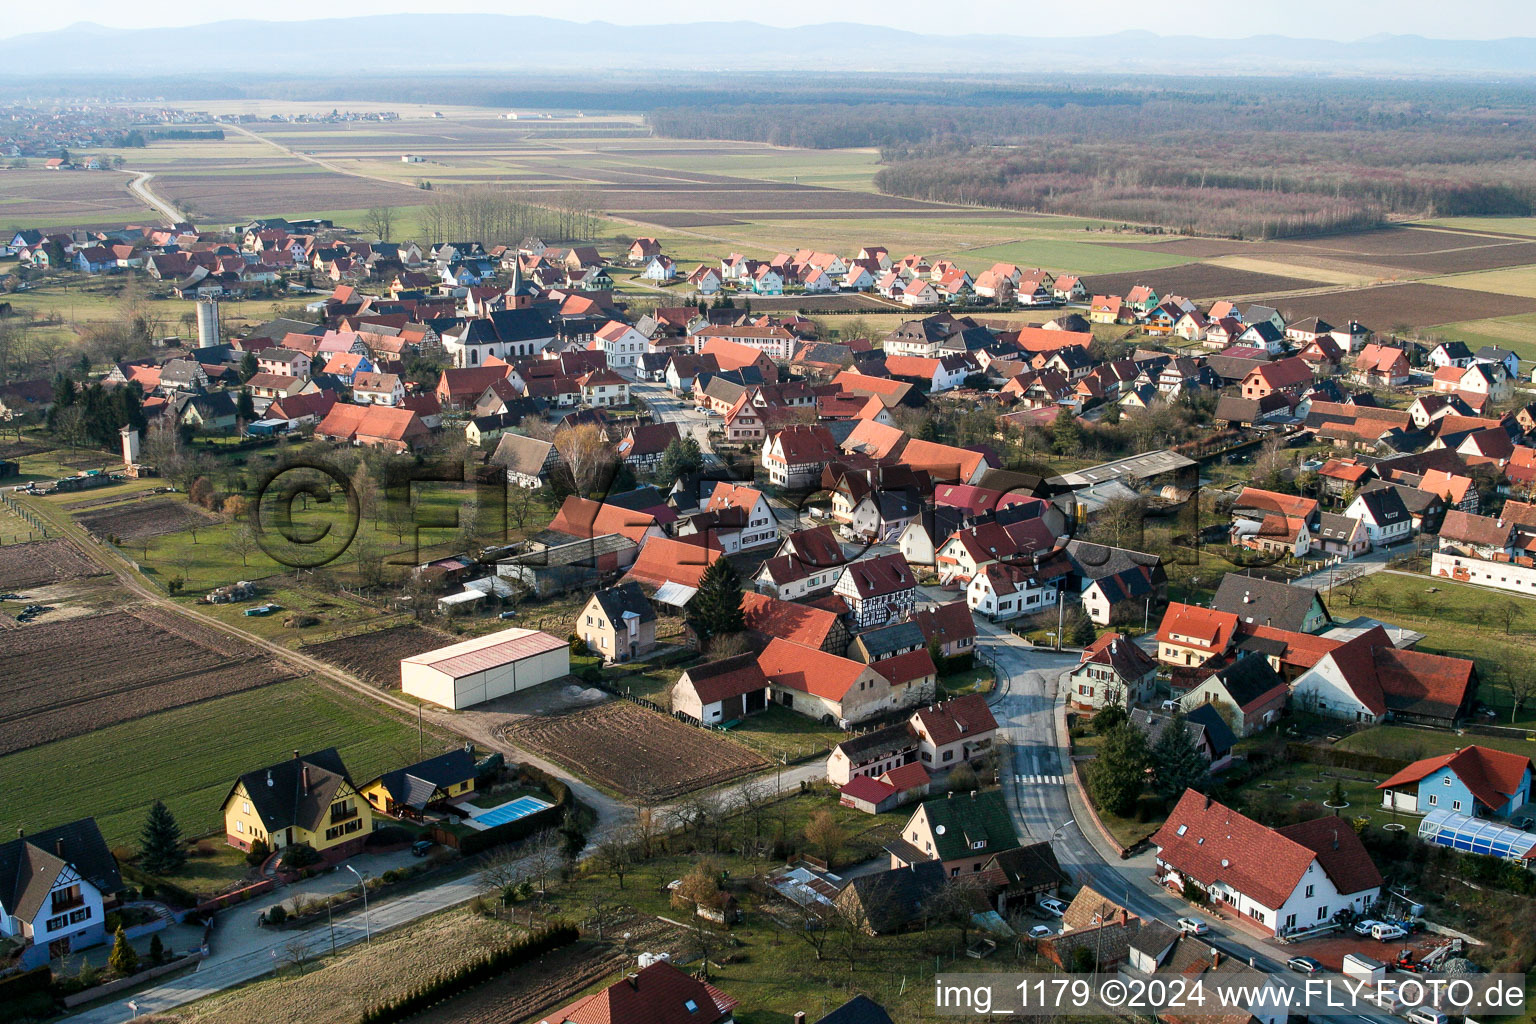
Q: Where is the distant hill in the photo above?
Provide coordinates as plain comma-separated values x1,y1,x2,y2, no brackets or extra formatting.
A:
1,17,1535,79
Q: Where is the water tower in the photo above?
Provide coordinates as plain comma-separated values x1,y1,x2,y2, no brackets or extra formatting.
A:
196,296,221,349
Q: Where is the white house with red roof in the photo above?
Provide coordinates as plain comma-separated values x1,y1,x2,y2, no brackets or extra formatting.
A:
1377,745,1533,819
594,320,647,370
701,482,778,550
1067,632,1158,710
838,762,931,814
1157,603,1240,668
1289,625,1477,728
671,653,771,724
1152,791,1383,938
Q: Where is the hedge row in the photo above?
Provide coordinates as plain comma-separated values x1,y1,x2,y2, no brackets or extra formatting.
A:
356,924,578,1024
0,965,52,1002
1284,742,1409,776
119,861,197,908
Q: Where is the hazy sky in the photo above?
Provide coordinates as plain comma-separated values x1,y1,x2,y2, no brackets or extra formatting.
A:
5,0,1533,41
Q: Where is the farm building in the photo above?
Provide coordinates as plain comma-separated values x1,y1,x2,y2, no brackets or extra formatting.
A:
401,628,569,709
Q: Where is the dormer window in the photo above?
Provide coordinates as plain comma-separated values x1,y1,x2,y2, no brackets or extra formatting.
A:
685,999,699,1013
1176,824,1188,836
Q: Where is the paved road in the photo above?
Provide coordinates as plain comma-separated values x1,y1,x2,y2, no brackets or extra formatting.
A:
629,378,724,470
120,170,181,225
1290,545,1397,592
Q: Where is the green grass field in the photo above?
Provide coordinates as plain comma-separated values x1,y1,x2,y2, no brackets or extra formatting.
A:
0,678,453,848
1429,266,1536,299
945,238,1192,276
1337,724,1536,762
1416,216,1536,238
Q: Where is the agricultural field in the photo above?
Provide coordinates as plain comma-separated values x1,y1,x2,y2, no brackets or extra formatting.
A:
1264,281,1536,329
302,623,456,687
1428,265,1536,299
1081,262,1328,302
0,167,160,228
0,676,451,847
76,496,222,541
504,700,770,800
0,537,105,589
0,606,295,755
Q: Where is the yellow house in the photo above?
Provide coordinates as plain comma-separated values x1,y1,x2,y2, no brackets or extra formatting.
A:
359,746,479,818
222,748,372,860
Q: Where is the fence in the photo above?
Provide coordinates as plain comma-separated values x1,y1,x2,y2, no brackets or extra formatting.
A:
0,490,49,541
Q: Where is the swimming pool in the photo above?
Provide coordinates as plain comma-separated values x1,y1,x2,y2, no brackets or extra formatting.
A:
472,795,554,828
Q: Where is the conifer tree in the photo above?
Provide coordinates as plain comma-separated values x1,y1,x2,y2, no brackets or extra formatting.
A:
687,556,744,641
139,799,186,875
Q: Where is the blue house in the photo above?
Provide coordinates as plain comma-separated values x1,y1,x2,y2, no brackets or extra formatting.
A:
1378,745,1533,819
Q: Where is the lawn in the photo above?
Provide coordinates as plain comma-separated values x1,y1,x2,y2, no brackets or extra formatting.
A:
946,238,1192,276
1337,725,1536,763
1227,761,1396,832
726,704,847,764
1328,570,1536,726
938,666,996,698
163,842,257,899
0,677,454,849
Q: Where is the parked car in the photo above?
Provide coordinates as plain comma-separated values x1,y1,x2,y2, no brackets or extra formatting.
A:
1176,917,1209,935
1353,918,1384,936
1035,896,1067,917
1028,925,1054,939
410,840,434,857
1287,956,1324,975
1406,1007,1448,1024
1372,923,1409,942
1513,816,1534,830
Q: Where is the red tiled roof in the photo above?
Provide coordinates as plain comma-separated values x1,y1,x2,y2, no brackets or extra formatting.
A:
1158,603,1239,652
1276,817,1385,897
899,438,987,483
549,496,659,544
679,653,771,707
757,638,872,702
881,761,931,792
1376,745,1533,812
840,775,898,804
1234,487,1318,520
1080,631,1157,680
870,648,938,687
911,693,996,746
540,961,736,1024
837,552,916,599
910,601,977,647
622,537,722,590
1153,791,1377,910
1321,626,1476,719
740,592,840,649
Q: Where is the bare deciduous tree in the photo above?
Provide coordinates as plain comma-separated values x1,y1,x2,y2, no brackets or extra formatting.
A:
362,206,396,242
802,809,846,867
595,830,634,889
553,423,616,498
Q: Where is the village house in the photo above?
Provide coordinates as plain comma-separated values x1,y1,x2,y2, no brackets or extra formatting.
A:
834,552,919,628
1352,344,1412,388
1211,575,1330,634
909,693,999,771
887,790,1021,876
489,434,558,489
1067,632,1159,710
838,762,932,815
577,582,657,663
359,747,477,819
758,638,908,726
965,556,1071,622
909,600,978,659
538,961,737,1024
1289,625,1476,728
753,525,848,600
1130,705,1237,772
741,591,849,654
1377,745,1532,818
0,818,123,968
1157,603,1239,668
1343,487,1412,547
671,653,772,724
1152,791,1383,939
222,748,372,862
1179,654,1288,736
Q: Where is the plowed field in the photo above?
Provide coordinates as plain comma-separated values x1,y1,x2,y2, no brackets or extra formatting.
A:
0,538,106,589
0,607,295,754
303,623,455,687
505,700,767,799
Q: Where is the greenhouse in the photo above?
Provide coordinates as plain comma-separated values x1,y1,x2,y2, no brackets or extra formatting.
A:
1417,809,1536,861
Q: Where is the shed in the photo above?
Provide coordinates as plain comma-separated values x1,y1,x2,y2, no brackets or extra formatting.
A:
401,628,569,709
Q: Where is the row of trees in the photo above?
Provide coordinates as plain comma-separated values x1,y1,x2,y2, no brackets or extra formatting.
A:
413,185,604,247
46,374,147,449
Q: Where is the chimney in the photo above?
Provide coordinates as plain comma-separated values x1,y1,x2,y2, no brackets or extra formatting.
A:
293,750,301,760
1332,829,1339,850
795,1014,807,1024
267,769,274,788
1212,949,1222,968
55,838,64,858
626,973,640,990
302,765,311,793
948,791,953,799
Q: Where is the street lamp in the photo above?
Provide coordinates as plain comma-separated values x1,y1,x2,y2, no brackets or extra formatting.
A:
344,864,371,944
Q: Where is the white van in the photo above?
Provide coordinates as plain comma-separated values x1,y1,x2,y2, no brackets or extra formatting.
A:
1371,922,1408,942
1406,1007,1448,1024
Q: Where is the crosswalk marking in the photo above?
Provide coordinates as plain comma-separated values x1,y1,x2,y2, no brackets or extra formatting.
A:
1014,773,1064,785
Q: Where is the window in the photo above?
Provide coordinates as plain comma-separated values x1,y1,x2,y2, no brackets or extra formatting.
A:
943,750,953,762
1305,885,1314,898
1443,777,1453,786
972,840,986,850
1428,794,1438,806
235,821,244,834
1452,800,1463,811
242,800,251,814
1317,906,1329,921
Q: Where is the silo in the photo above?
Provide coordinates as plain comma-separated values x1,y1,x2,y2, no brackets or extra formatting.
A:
196,298,220,349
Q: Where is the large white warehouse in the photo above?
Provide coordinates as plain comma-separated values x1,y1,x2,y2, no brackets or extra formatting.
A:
401,628,570,709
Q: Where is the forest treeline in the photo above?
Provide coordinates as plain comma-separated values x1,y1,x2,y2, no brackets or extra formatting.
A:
644,77,1536,238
